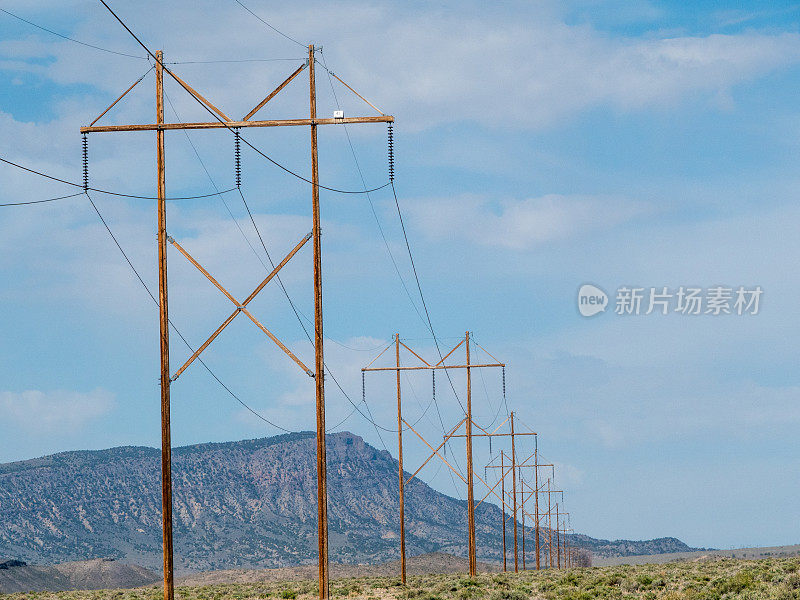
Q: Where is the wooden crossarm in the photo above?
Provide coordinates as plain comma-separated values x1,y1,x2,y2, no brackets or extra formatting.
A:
362,362,503,372
81,115,393,133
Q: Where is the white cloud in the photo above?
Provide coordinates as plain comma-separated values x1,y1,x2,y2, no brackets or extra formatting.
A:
5,2,800,132
0,388,114,432
405,194,646,249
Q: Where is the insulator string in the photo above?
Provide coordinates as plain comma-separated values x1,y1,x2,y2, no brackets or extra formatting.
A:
387,123,394,182
81,134,89,192
234,128,241,188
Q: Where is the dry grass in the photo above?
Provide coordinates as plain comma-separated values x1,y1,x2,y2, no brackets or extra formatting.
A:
3,556,799,600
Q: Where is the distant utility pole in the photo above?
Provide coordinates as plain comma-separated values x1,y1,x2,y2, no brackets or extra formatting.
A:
81,41,392,600
500,451,507,571
494,449,552,570
476,412,537,572
539,479,564,569
362,333,508,578
519,476,561,569
555,506,569,569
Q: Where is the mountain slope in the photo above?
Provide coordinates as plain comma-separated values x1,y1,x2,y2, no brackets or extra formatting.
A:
0,558,158,593
0,432,695,571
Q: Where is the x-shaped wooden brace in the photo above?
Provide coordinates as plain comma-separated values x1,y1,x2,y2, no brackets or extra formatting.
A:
168,232,314,381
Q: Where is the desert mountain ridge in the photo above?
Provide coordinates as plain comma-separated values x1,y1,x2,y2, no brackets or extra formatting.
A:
0,432,697,572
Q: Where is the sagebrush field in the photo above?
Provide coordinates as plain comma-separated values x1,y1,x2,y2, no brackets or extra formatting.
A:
3,557,799,600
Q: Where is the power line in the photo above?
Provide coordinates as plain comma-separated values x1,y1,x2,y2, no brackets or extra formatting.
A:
316,52,472,495
97,0,390,196
95,1,399,447
164,85,393,443
232,0,307,48
0,7,147,60
166,58,303,64
317,53,446,437
0,155,237,201
317,50,427,328
390,180,467,414
0,191,84,207
84,189,292,433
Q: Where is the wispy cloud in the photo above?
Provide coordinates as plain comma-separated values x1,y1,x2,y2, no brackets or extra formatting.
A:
5,3,800,132
405,194,646,250
0,388,114,433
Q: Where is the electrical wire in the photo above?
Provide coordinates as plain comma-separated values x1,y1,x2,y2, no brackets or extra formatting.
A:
166,58,303,64
163,90,393,444
0,191,84,207
84,189,292,433
317,49,427,328
97,1,390,196
232,0,307,48
0,7,147,60
316,51,451,445
0,155,237,200
318,45,473,487
93,1,410,445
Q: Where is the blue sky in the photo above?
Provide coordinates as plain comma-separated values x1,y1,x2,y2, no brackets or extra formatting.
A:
1,0,799,552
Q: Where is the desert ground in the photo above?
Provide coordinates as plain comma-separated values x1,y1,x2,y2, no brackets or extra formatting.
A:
594,545,800,567
2,555,799,600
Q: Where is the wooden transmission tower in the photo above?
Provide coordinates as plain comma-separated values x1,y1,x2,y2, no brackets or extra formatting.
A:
362,332,514,579
80,41,393,600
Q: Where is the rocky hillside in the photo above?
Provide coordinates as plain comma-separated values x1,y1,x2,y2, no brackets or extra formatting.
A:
0,432,695,572
0,558,158,593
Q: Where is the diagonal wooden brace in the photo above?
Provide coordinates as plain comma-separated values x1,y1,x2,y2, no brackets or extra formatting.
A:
404,417,465,485
473,469,510,512
435,338,465,367
327,71,385,115
398,340,432,367
243,63,307,121
90,66,153,127
168,68,232,122
169,233,313,380
403,417,466,486
475,462,515,511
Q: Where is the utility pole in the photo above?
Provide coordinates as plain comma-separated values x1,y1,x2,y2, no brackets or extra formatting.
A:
510,411,519,572
155,50,173,600
82,42,392,600
307,46,331,600
362,333,507,577
483,414,540,573
496,455,552,570
556,504,560,569
395,334,406,583
521,476,526,570
556,510,570,569
465,332,476,577
500,451,507,572
547,479,553,568
534,446,540,570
